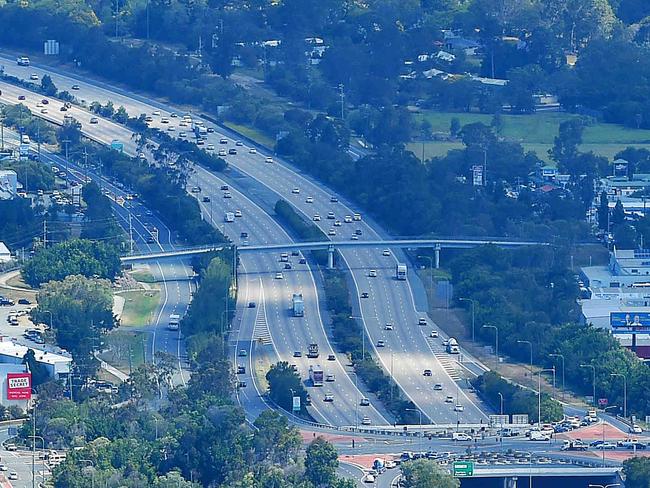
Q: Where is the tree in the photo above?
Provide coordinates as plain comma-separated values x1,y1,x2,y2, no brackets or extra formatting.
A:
614,223,637,249
40,74,57,96
252,410,301,464
23,349,50,386
550,119,584,169
32,275,114,377
612,200,626,226
597,191,609,230
265,362,307,413
623,457,650,488
449,117,461,138
57,117,82,146
22,239,121,287
401,459,460,488
304,437,339,487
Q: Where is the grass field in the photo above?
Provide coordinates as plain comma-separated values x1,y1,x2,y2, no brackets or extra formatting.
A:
119,290,160,328
99,330,146,374
414,111,650,162
129,269,156,284
223,121,276,148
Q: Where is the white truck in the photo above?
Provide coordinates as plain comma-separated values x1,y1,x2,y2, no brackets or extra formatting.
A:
224,212,235,222
396,263,407,280
309,365,324,387
446,337,460,354
292,293,304,317
168,314,180,331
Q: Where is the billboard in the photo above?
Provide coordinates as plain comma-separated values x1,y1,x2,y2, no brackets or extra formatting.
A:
292,396,301,412
610,312,650,334
7,373,31,400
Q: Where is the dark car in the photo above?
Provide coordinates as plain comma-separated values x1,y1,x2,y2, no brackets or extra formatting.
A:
59,106,68,112
248,302,256,308
41,99,49,104
361,292,369,298
18,95,25,100
284,263,292,270
237,366,245,374
17,298,31,305
202,196,210,202
299,258,307,264
228,148,237,155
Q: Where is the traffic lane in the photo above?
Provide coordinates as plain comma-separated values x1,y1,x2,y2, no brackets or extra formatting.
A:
337,462,366,487
195,184,386,426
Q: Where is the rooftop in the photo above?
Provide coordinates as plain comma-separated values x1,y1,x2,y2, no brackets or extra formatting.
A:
0,338,72,366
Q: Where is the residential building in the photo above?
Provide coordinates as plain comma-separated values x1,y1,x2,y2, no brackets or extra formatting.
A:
0,170,17,200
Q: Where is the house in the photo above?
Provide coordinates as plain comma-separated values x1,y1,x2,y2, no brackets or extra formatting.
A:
0,242,11,263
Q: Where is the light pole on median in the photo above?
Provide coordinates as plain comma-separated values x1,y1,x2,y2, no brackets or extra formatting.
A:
517,340,533,377
350,371,359,429
482,324,498,370
610,373,627,420
405,408,423,453
458,297,476,342
537,368,555,427
549,353,565,401
580,364,596,407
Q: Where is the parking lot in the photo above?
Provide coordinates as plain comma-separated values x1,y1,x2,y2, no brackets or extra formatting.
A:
0,301,48,349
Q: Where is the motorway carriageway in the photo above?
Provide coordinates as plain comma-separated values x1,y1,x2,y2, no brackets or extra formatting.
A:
0,57,491,424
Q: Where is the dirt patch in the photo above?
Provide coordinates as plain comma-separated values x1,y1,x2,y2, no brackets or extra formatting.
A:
339,453,398,469
558,421,628,441
300,430,367,445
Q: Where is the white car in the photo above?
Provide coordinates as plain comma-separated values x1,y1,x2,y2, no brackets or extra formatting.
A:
324,393,334,402
445,396,454,403
344,215,353,223
382,249,390,256
30,73,39,80
152,110,161,116
334,220,342,227
218,149,227,156
430,330,439,338
454,404,464,412
360,398,370,406
630,425,643,434
265,156,273,163
361,417,371,425
328,229,336,236
452,432,472,441
167,126,175,132
8,472,17,480
206,144,215,150
313,214,321,221
250,148,257,154
306,197,314,203
235,209,242,217
275,272,283,280
0,464,7,471
292,187,300,194
418,318,427,326
179,131,187,138
433,383,443,391
325,374,335,382
384,323,394,330
369,269,377,277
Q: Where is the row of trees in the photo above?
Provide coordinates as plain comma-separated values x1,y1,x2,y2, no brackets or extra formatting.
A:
452,245,650,416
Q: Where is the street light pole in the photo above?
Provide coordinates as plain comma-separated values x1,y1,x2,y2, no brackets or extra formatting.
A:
405,408,423,453
517,340,533,377
610,373,627,419
482,324,498,370
580,364,596,407
537,368,555,427
549,354,565,401
459,297,476,342
497,392,504,415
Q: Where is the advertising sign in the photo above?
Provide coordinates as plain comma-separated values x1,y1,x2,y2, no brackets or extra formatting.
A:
511,414,529,425
610,312,650,334
292,396,300,412
598,398,608,407
7,373,31,400
614,160,629,177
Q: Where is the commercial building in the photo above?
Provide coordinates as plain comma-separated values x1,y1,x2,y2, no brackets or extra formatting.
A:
0,338,71,380
0,170,17,200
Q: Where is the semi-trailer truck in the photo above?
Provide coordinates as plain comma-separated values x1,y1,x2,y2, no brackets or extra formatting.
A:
307,343,319,358
292,293,304,317
309,365,324,386
396,263,407,280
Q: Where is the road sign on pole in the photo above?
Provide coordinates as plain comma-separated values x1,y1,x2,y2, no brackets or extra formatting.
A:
292,396,300,413
453,461,474,477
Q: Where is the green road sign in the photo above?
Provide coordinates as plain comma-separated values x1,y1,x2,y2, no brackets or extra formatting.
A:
453,461,474,477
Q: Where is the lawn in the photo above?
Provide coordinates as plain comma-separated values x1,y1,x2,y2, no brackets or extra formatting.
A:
99,330,146,375
129,269,157,284
223,121,276,149
118,290,160,328
414,110,650,162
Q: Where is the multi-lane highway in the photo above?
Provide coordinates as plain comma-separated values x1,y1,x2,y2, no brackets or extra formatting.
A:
0,56,491,423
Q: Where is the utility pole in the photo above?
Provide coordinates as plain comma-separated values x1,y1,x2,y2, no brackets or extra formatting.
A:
37,123,40,161
42,220,47,248
146,0,150,40
338,83,345,120
128,213,133,254
115,0,120,39
1,115,5,151
62,139,70,188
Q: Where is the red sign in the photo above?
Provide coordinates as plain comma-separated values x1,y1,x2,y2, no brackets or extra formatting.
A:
598,398,608,407
7,373,31,400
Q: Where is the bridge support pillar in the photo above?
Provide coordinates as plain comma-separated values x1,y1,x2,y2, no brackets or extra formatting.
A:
504,476,518,488
327,245,335,270
434,243,441,269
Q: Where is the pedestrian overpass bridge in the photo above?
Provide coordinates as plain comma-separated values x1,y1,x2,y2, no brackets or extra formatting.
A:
120,238,549,268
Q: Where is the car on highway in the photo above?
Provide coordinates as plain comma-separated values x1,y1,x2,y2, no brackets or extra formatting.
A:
152,110,161,116
71,84,80,90
354,229,362,235
206,144,215,150
41,99,48,104
292,187,300,194
418,317,427,325
327,354,335,361
385,323,394,330
334,220,342,227
630,424,643,434
30,73,39,80
430,330,439,338
325,374,335,382
275,272,284,280
330,196,339,203
60,106,68,111
237,366,245,374
368,269,377,277
361,417,371,425
90,117,99,124
8,472,17,481
167,126,175,131
207,127,214,133
202,196,210,202
328,229,336,236
423,369,432,376
327,211,335,219
17,95,25,100
229,148,237,155
41,108,48,114
433,383,443,390
382,249,391,256
248,302,256,308
313,214,321,221
235,141,243,146
220,138,228,144
238,381,247,388
223,191,232,198
265,156,273,163
191,186,201,193
595,442,616,450
306,197,314,203
376,340,385,347
238,349,247,357
218,149,227,156
235,209,242,217
445,395,454,403
361,292,369,298
324,393,334,402
179,131,187,138
454,404,464,412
